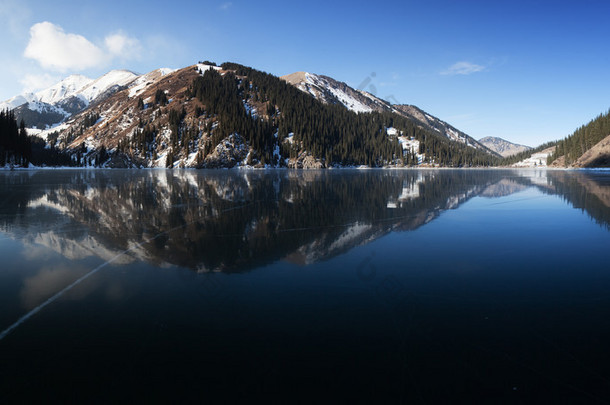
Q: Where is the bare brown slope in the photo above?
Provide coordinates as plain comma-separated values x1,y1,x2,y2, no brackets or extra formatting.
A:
571,134,610,168
65,65,206,151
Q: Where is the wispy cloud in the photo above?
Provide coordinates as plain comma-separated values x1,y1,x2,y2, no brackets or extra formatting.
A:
19,73,60,93
219,2,232,10
23,21,142,72
441,61,485,76
24,22,106,71
105,31,142,60
0,0,31,38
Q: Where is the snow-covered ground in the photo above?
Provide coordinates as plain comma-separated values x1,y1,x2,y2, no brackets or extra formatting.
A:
128,68,174,98
196,64,222,75
388,127,425,164
326,85,373,113
28,122,70,143
512,148,553,167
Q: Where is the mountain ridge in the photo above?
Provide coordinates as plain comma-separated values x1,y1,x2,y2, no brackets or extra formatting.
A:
281,71,500,157
3,61,502,169
478,136,531,157
1,69,143,130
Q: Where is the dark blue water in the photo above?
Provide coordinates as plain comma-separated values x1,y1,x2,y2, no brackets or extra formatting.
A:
1,169,610,403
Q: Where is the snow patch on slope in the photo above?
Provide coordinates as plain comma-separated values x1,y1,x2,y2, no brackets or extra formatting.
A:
327,86,373,113
307,72,373,113
512,148,553,167
128,68,174,98
197,64,222,75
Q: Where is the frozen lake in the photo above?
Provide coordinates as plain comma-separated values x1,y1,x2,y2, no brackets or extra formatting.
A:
1,169,610,402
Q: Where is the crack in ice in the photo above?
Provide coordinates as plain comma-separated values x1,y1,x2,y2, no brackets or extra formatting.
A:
0,201,255,342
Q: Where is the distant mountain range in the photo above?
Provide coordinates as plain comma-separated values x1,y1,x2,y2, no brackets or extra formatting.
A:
0,70,145,129
2,62,504,168
478,136,531,157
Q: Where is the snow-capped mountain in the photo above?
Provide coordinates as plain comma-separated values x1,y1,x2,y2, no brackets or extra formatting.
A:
281,71,498,156
30,65,200,166
35,74,93,105
76,70,140,104
9,61,504,169
1,93,38,111
1,70,140,129
479,136,531,157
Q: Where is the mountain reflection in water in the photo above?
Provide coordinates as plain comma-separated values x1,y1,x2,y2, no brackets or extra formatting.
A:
1,169,610,273
2,169,610,403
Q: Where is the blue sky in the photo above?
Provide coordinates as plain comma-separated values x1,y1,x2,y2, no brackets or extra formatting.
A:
1,0,609,146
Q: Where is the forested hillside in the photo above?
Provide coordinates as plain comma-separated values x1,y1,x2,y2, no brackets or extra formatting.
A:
1,110,76,168
10,62,500,168
548,109,610,166
0,110,31,166
499,140,558,166
212,63,498,167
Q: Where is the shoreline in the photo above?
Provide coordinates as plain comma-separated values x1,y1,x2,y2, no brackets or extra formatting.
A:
2,165,607,172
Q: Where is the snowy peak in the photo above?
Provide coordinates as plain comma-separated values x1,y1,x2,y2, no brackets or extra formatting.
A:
32,70,139,107
3,70,139,112
35,74,93,105
1,70,143,129
78,70,139,104
0,93,37,111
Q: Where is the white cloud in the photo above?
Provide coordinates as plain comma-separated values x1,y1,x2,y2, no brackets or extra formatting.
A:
441,61,485,76
19,73,60,93
105,32,142,59
23,22,142,73
24,22,107,72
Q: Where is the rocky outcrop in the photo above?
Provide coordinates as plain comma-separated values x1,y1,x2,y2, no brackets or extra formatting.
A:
286,152,325,169
203,134,249,168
